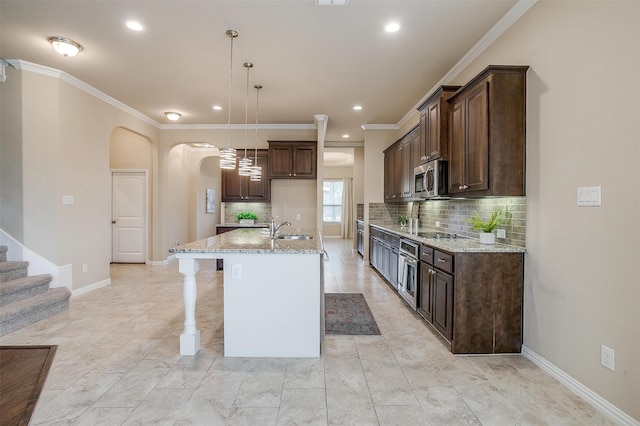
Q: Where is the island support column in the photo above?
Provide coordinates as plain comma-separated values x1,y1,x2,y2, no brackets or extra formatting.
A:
178,258,200,355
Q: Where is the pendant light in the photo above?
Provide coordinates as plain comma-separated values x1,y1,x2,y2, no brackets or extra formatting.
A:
219,30,238,170
238,62,254,176
250,84,263,182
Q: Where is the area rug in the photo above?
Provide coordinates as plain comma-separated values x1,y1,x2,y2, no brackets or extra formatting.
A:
0,345,57,426
325,293,381,335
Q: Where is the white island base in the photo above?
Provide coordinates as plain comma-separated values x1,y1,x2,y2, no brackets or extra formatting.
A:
223,252,323,357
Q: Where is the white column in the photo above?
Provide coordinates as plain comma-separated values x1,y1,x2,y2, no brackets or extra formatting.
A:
178,258,200,355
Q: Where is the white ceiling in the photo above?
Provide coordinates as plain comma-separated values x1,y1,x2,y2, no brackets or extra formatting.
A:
0,0,518,142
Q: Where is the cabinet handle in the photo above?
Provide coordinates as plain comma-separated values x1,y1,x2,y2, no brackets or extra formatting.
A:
437,258,446,263
458,184,469,190
293,173,296,176
421,156,427,160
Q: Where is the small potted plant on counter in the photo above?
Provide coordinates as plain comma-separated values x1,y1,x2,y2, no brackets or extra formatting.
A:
237,212,258,225
466,208,504,245
398,215,408,227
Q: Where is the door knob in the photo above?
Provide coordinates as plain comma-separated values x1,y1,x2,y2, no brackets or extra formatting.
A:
111,220,116,224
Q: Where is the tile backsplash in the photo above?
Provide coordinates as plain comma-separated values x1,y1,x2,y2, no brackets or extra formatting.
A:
224,203,272,224
369,197,526,247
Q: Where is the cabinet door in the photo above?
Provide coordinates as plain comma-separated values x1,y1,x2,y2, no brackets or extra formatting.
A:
432,270,453,340
427,101,441,160
382,244,391,281
221,166,243,201
293,145,316,178
245,151,270,201
402,139,413,197
389,247,399,288
419,110,429,163
448,98,465,194
384,152,392,201
464,82,489,192
418,262,433,323
269,145,294,177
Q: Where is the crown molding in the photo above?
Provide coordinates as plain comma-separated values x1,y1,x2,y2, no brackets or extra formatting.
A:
159,123,317,131
396,0,538,130
360,124,398,131
10,60,160,128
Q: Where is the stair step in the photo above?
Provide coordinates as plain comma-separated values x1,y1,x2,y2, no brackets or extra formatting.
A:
0,274,53,307
0,261,29,283
0,288,71,337
0,245,7,262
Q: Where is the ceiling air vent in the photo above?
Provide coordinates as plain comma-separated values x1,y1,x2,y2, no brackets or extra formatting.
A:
314,0,348,6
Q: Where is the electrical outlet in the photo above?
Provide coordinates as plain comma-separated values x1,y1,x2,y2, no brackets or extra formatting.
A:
497,229,506,238
296,214,301,220
435,221,440,228
82,263,88,273
175,240,180,246
232,264,242,279
601,345,615,371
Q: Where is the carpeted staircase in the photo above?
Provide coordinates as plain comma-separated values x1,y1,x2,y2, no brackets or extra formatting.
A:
0,245,71,337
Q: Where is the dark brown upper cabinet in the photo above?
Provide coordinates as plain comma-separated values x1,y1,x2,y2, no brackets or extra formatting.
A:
268,141,317,179
417,85,460,164
221,149,270,202
447,65,528,197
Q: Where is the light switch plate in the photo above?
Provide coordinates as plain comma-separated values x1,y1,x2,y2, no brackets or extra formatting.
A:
577,186,601,207
496,229,506,238
62,195,74,205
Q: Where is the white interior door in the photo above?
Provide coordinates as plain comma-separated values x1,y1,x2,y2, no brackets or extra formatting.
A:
112,171,147,263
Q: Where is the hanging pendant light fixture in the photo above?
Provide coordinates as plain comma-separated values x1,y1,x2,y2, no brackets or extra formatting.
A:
219,30,238,170
238,62,254,176
250,84,263,182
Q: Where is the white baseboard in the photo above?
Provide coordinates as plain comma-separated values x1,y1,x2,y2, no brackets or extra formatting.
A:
522,345,639,426
71,278,111,298
147,255,174,266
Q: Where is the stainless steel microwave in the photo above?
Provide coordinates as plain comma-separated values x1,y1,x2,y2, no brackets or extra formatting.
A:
414,160,448,198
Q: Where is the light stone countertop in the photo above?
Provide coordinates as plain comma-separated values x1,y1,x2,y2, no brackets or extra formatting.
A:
370,223,526,253
215,223,270,228
169,228,324,255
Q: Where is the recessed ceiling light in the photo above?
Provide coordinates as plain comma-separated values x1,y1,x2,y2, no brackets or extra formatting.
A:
342,134,350,138
164,111,181,121
385,22,400,33
353,105,362,111
213,105,222,110
126,21,144,31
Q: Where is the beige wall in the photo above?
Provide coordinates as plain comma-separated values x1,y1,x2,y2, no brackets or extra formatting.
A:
425,1,639,419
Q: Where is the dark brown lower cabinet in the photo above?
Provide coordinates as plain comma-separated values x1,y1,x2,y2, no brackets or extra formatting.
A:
418,244,524,354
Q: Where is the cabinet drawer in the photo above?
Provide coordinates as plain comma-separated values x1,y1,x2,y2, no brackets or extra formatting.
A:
420,245,434,264
433,250,453,273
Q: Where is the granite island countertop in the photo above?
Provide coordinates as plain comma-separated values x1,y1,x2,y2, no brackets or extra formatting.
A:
369,223,526,253
215,222,270,229
169,228,324,255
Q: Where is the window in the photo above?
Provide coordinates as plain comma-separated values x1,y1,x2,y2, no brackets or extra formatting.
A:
323,180,343,223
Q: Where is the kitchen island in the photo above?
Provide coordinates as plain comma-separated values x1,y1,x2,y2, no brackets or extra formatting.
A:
169,228,325,357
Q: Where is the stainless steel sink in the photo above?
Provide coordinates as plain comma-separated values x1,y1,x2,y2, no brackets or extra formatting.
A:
276,233,313,240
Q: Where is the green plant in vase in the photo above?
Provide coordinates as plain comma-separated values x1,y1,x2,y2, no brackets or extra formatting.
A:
398,215,408,227
466,208,503,244
237,212,258,224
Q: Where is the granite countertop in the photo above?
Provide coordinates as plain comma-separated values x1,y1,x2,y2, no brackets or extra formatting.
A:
369,223,526,253
169,228,324,255
215,223,269,228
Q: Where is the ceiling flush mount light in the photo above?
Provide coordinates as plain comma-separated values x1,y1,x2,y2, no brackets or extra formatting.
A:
385,22,400,33
220,30,239,170
126,21,144,31
352,105,362,111
238,62,254,177
47,36,82,57
164,111,181,121
342,134,350,138
212,105,222,110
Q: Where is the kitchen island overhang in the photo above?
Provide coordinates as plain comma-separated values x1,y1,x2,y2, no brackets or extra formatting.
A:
170,228,325,357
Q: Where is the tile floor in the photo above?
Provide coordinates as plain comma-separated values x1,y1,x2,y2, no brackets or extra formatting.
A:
0,239,614,425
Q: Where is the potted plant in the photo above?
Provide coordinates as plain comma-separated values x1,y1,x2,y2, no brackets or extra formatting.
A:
466,208,504,244
398,215,408,227
237,212,258,225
